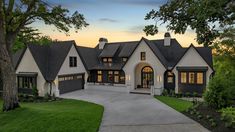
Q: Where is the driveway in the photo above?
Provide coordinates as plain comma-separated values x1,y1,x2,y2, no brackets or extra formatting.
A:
60,89,209,132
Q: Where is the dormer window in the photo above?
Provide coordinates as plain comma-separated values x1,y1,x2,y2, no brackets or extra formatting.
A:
103,58,112,63
108,58,112,63
141,52,146,61
122,57,127,62
69,56,77,67
103,58,107,62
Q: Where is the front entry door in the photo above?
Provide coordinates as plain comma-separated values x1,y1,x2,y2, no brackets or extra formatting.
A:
141,66,154,88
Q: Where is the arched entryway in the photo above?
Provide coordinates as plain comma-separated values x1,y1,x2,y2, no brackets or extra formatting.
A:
141,66,154,88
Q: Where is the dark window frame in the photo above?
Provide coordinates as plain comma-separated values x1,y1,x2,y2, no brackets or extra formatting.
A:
140,52,146,61
17,76,37,89
179,71,205,85
97,70,103,82
69,56,77,67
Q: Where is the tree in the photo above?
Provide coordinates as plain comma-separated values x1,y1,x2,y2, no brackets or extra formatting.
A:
0,0,88,111
13,27,53,52
144,0,235,46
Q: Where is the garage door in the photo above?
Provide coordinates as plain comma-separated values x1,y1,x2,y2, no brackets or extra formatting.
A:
58,73,84,94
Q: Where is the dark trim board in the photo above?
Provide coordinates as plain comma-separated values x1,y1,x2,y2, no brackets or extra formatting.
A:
176,66,208,71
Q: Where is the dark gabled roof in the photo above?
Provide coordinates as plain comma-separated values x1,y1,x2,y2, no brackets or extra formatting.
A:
76,46,101,70
171,44,214,71
143,38,168,68
99,44,120,58
26,41,74,81
13,48,26,69
117,41,139,57
150,39,186,67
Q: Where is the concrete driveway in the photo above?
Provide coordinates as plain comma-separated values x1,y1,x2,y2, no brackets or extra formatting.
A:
60,89,209,132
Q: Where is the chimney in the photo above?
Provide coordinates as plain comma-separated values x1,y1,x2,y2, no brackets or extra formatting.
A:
98,37,108,49
164,32,171,46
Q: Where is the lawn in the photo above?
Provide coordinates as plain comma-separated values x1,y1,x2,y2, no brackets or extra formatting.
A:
155,96,193,112
0,99,104,132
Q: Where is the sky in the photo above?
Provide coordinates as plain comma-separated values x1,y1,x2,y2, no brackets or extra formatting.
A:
31,0,198,48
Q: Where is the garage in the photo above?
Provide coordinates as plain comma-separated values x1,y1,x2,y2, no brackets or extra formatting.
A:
58,73,84,94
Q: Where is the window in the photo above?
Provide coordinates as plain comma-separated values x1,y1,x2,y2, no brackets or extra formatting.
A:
189,72,195,84
180,72,187,83
197,72,203,84
167,72,174,83
97,71,102,82
108,71,113,82
114,71,119,83
103,58,107,62
69,56,77,67
122,58,127,62
17,76,36,89
140,52,146,61
108,58,112,63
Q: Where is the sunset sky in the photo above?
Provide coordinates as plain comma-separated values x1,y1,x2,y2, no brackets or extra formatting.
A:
31,0,198,48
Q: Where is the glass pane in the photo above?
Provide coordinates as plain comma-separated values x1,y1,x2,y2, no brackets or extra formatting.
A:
189,72,195,84
181,72,187,83
197,72,203,84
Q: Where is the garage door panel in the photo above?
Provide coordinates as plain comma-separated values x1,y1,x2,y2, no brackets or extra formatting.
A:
58,74,84,94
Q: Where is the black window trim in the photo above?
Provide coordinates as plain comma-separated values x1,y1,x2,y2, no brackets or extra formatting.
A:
69,56,77,67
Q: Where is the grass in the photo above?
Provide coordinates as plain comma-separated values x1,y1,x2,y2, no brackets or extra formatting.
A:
0,99,104,132
155,96,193,112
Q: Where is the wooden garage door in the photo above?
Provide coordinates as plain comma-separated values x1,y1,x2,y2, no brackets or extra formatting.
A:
58,74,84,94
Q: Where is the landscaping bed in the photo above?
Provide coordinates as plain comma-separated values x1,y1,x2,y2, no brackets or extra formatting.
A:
155,96,235,132
0,99,104,132
184,103,235,132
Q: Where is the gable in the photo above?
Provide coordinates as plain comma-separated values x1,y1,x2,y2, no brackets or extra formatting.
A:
175,46,212,69
16,48,41,74
123,39,166,70
58,44,87,75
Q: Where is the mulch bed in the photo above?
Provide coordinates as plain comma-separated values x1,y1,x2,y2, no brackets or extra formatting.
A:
183,103,235,132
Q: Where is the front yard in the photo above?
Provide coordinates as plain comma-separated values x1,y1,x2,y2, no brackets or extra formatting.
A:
155,96,193,112
0,99,104,132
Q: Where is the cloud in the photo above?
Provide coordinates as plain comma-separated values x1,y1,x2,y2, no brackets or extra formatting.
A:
126,25,145,34
98,18,119,23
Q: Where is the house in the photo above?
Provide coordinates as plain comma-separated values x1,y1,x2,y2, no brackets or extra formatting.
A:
13,33,214,96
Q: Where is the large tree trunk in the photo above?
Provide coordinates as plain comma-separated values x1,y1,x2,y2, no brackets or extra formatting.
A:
0,44,19,111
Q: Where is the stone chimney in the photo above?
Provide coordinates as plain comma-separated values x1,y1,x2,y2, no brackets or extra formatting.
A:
164,32,171,46
98,37,108,49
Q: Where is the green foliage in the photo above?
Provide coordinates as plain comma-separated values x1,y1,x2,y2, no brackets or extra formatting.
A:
12,27,53,52
220,107,235,128
204,56,235,109
144,0,234,46
32,86,38,99
185,92,191,97
0,99,104,132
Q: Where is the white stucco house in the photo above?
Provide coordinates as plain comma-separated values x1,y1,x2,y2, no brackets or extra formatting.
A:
13,33,214,97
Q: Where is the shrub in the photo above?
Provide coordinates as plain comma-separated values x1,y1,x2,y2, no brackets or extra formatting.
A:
162,89,169,96
220,107,235,128
32,86,38,99
185,92,191,97
176,92,182,98
169,89,175,97
204,75,233,109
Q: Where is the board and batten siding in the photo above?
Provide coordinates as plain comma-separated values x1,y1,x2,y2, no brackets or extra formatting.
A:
172,46,213,93
123,40,166,94
16,48,46,96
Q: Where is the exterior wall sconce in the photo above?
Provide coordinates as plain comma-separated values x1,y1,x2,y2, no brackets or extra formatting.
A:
157,75,162,82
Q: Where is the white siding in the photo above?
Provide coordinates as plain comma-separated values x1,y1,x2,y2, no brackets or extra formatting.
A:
56,44,88,94
172,46,213,93
16,48,47,96
123,40,166,94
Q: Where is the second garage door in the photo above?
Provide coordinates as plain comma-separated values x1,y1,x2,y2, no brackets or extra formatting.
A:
58,73,84,94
